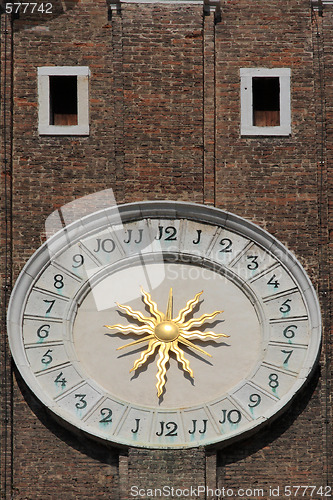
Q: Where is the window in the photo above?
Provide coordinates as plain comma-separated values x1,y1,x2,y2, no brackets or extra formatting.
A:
38,66,90,135
49,76,78,126
240,68,291,136
252,77,280,127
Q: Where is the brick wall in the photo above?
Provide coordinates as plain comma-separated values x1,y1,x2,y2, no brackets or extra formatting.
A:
215,1,318,257
11,0,204,274
2,1,207,497
213,1,331,493
1,0,331,498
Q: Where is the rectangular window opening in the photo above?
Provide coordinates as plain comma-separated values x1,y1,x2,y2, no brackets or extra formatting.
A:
49,75,78,126
253,77,280,127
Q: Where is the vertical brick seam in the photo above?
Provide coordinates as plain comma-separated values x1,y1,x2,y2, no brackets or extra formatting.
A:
0,12,14,500
111,7,126,200
203,9,216,205
321,5,333,486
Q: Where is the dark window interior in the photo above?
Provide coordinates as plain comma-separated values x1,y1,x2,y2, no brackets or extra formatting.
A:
49,76,78,126
252,77,280,127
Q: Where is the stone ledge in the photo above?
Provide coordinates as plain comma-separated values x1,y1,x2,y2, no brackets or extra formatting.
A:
107,0,221,21
312,0,333,13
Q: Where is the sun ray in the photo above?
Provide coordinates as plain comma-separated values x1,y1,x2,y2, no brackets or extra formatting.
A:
130,338,160,372
105,288,228,397
156,343,170,396
181,329,229,340
171,342,194,378
177,336,212,357
165,287,173,321
104,324,152,335
181,310,223,331
115,302,156,328
116,334,155,350
173,291,203,324
141,287,164,322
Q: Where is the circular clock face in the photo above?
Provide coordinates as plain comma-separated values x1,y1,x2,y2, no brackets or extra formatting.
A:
7,201,321,449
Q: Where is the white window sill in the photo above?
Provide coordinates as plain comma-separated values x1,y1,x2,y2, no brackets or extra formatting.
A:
38,125,90,136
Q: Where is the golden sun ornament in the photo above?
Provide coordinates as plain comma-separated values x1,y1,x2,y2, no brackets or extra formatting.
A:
104,288,229,397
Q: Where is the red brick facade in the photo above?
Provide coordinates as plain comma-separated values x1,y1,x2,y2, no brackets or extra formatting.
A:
1,0,332,498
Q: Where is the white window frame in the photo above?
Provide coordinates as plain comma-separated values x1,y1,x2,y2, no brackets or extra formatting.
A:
38,66,90,135
240,68,291,136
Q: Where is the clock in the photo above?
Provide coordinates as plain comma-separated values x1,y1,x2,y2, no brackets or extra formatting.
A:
7,201,321,449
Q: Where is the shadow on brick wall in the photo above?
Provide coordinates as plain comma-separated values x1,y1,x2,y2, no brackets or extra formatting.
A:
14,365,121,465
216,365,321,467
